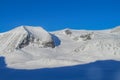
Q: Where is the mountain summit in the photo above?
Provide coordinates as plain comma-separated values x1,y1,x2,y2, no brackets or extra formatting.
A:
0,26,55,53
0,26,120,69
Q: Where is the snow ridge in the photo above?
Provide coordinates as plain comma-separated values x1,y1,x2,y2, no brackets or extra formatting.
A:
0,26,120,69
0,26,55,53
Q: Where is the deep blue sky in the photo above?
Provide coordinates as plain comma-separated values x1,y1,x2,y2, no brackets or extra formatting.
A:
0,0,120,32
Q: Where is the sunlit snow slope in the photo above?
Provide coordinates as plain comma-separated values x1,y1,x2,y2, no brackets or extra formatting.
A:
0,26,120,69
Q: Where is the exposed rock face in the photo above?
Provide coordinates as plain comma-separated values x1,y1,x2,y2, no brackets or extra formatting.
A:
16,31,55,49
64,29,72,36
16,34,34,49
1,26,120,69
80,32,94,41
0,26,55,53
42,41,55,48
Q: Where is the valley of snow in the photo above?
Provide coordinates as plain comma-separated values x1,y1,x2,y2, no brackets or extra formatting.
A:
0,26,120,69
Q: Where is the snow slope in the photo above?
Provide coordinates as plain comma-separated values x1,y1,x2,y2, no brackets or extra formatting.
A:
0,26,54,53
0,26,120,69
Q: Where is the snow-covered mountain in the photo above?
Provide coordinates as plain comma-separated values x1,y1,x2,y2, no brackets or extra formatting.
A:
0,26,120,69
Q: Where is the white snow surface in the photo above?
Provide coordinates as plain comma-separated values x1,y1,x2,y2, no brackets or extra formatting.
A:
0,26,120,69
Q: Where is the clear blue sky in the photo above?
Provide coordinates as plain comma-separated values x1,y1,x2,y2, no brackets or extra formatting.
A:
0,0,120,32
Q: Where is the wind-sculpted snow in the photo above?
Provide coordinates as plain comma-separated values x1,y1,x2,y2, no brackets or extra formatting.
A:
0,26,55,53
0,26,120,69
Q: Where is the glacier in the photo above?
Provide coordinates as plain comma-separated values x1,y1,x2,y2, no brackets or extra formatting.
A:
0,25,120,69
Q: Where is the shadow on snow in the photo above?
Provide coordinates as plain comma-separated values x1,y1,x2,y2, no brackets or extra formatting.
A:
0,57,120,80
50,34,61,46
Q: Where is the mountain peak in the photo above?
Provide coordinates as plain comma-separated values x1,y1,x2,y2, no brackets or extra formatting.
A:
0,26,55,53
14,25,27,31
1,26,120,69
